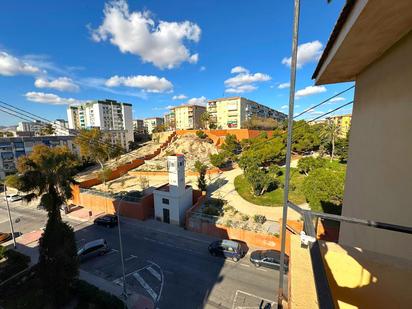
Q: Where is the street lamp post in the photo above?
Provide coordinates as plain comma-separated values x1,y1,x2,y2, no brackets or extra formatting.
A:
116,193,127,299
4,185,17,249
278,0,301,307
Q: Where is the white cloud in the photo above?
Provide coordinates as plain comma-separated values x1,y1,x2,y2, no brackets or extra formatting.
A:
172,94,187,100
224,66,271,93
282,40,323,69
225,85,257,94
329,96,345,102
230,66,249,74
105,75,173,93
25,92,82,105
153,105,175,110
90,0,201,69
295,85,327,98
187,96,207,106
281,105,288,110
225,72,271,88
278,82,290,89
0,51,41,76
34,77,79,92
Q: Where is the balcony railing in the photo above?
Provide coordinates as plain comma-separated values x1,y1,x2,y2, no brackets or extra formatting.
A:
279,201,412,308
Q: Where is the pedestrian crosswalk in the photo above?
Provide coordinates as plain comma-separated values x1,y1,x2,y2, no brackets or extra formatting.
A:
113,262,163,303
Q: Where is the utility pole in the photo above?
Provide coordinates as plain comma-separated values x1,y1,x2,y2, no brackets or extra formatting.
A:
278,0,300,307
4,185,17,249
116,193,127,299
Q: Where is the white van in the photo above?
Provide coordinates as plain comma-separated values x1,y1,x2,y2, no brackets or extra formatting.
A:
77,239,109,260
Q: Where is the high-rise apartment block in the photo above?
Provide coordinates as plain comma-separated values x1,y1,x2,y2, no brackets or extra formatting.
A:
171,104,206,130
144,117,164,134
326,114,352,138
132,119,147,135
207,97,287,129
67,99,133,149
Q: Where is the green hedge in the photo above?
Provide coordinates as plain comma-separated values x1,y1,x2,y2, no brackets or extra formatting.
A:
0,249,30,282
73,279,125,309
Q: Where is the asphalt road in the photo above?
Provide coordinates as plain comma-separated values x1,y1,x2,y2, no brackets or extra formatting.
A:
0,200,286,309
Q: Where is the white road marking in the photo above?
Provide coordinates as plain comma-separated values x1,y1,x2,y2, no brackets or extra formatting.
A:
147,266,161,281
240,263,250,268
256,268,267,272
232,290,275,309
148,260,164,302
125,255,138,261
133,272,158,300
105,249,118,255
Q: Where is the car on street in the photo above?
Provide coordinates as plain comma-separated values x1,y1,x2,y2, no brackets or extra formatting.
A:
3,194,22,202
250,249,289,271
208,239,244,262
77,239,109,261
0,232,12,244
93,214,118,228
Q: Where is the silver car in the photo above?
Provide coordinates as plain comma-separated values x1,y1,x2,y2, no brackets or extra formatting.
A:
77,239,109,260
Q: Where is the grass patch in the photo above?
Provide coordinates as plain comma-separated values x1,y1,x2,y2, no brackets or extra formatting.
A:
234,167,306,207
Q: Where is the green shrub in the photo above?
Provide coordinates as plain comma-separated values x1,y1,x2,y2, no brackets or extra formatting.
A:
209,152,227,168
203,207,220,216
241,214,250,221
253,214,267,224
196,130,207,139
73,279,124,309
0,249,30,282
302,167,345,213
224,219,233,227
0,245,5,259
297,157,327,175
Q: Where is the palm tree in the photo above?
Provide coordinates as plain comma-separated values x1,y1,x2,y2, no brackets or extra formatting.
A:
321,121,340,161
12,144,79,306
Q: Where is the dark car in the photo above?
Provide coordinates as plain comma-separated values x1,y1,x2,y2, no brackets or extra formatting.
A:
94,214,118,228
250,250,289,271
0,232,12,244
208,239,244,262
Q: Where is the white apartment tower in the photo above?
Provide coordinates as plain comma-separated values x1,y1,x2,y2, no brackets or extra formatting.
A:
67,99,133,150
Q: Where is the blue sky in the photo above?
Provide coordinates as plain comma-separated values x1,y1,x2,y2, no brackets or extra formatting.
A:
0,0,354,126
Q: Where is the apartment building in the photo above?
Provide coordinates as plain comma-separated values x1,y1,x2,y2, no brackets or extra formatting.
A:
312,0,412,260
326,114,352,137
144,117,164,134
67,99,133,149
16,120,45,134
171,104,206,130
164,112,175,131
132,119,147,135
0,136,78,179
207,97,287,129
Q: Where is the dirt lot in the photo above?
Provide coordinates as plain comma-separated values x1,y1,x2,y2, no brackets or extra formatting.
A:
75,139,163,182
135,134,218,172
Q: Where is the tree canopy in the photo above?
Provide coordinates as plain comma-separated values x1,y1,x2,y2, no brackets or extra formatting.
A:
74,128,123,168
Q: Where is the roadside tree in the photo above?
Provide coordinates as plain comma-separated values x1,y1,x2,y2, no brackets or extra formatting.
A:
13,144,79,306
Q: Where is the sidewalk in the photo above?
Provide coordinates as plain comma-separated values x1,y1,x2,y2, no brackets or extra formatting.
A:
13,233,153,309
120,217,220,244
208,168,306,221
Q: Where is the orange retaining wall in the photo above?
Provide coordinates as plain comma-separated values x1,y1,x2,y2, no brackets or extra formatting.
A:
71,188,154,221
128,166,231,177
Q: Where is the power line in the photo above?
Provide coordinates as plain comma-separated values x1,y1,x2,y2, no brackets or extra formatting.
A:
293,85,354,119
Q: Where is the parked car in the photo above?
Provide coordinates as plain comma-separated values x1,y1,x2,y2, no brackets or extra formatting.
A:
4,194,22,202
77,239,109,261
0,232,12,244
94,214,118,228
250,249,289,271
208,239,244,262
